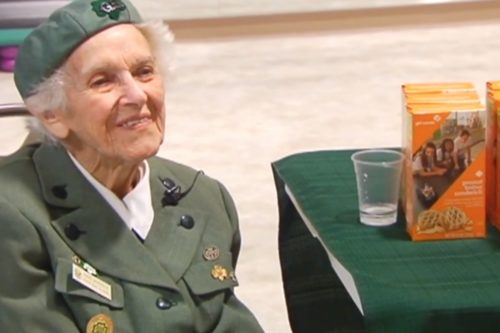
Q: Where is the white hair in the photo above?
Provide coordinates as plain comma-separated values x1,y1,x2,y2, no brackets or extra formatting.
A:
24,20,175,143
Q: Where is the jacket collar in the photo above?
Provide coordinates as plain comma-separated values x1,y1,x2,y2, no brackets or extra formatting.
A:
33,144,207,289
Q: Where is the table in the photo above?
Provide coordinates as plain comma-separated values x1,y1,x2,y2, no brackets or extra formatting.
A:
272,149,500,333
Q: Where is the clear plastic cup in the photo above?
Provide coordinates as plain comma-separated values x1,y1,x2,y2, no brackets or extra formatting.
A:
351,149,404,226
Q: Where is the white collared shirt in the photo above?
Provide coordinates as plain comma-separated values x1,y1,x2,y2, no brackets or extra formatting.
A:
68,153,154,240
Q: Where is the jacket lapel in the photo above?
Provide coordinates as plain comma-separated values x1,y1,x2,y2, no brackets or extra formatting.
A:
146,171,208,282
33,144,178,290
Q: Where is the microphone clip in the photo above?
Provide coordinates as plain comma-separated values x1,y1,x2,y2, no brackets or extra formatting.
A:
161,177,182,206
160,171,204,207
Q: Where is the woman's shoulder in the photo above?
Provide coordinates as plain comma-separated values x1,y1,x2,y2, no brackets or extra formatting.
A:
147,156,222,191
148,156,236,215
0,144,42,205
0,144,38,176
148,156,199,178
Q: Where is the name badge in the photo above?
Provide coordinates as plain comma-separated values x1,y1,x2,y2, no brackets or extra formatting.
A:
72,263,112,301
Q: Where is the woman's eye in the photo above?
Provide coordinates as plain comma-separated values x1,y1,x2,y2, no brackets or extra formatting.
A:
136,66,154,79
90,77,111,89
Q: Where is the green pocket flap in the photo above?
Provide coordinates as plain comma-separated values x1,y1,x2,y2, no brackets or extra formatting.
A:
183,251,238,295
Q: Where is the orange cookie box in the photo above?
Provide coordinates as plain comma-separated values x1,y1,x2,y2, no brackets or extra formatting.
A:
486,81,500,229
402,83,486,241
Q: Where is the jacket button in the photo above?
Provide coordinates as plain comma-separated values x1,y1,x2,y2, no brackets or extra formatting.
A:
52,185,67,199
64,224,83,240
156,297,173,310
180,215,194,229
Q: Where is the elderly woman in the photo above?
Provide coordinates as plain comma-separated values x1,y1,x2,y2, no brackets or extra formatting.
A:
0,1,264,332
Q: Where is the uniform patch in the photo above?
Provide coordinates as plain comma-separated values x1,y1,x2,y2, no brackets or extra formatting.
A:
86,313,114,333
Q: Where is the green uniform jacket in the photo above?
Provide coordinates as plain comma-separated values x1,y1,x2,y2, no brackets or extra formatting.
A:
0,143,264,333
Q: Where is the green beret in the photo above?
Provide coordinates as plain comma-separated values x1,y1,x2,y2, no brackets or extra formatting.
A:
14,0,143,99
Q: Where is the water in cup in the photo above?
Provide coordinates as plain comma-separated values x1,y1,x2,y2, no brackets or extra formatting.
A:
359,203,397,226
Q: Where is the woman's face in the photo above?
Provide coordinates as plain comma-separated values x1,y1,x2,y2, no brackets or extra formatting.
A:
444,141,453,151
45,24,165,165
424,146,435,157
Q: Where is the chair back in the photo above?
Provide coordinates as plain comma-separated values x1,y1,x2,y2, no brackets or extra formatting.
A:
0,103,30,117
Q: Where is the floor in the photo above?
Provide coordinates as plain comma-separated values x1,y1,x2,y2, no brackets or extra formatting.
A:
2,2,500,332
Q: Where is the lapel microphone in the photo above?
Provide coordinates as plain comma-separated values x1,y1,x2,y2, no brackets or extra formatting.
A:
161,170,204,206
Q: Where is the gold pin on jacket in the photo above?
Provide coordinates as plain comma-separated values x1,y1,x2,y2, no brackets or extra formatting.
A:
211,264,237,282
86,313,114,333
211,265,228,281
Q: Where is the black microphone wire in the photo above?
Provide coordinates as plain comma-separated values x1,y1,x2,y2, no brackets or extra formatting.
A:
160,170,204,206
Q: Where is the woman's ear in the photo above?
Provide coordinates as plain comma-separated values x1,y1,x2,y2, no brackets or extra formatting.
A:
37,110,70,139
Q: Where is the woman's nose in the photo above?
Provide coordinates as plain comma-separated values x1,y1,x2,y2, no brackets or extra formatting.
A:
120,75,147,105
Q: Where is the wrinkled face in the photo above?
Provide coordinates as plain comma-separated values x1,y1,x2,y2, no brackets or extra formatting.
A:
45,24,165,165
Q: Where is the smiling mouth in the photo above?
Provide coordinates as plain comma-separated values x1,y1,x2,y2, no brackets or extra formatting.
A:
119,116,152,129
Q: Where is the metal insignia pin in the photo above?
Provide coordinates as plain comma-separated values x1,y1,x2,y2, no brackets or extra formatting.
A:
91,0,126,20
86,313,114,333
211,265,228,281
203,245,220,261
72,255,82,265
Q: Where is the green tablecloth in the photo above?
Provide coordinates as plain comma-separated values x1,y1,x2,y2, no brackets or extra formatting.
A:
272,149,500,333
